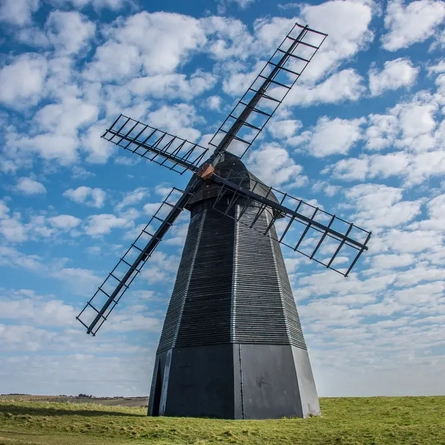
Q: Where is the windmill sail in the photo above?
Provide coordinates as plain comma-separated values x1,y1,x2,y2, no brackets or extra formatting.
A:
211,173,371,277
208,23,327,159
76,186,194,335
102,115,209,174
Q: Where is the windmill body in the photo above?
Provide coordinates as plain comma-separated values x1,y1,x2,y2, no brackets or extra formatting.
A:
149,153,319,419
77,23,371,420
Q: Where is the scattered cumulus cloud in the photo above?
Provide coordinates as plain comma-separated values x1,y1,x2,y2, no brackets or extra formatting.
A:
345,183,423,229
86,12,207,81
369,58,420,96
268,119,302,140
246,143,307,188
45,10,96,56
128,71,216,101
14,177,46,195
286,69,366,107
85,213,132,236
381,0,445,51
115,187,150,212
294,117,365,158
0,54,47,106
48,214,81,230
63,186,106,208
298,0,374,81
47,0,129,10
0,0,39,26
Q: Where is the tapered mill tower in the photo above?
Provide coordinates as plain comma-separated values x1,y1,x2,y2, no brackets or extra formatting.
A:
77,23,371,420
148,153,319,419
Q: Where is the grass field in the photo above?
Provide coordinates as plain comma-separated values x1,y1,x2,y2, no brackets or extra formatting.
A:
1,396,444,444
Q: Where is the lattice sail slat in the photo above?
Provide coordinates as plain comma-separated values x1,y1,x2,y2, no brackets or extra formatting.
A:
208,23,327,159
76,187,189,335
211,174,371,277
102,115,209,174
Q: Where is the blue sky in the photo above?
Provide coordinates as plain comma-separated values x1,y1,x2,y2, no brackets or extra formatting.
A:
0,0,445,398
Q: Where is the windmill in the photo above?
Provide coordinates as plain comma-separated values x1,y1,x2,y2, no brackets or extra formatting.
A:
77,22,371,420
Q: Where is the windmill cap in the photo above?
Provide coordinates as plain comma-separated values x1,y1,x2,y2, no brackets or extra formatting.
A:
185,152,280,210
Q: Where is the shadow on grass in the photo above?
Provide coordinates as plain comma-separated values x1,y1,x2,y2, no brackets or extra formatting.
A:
0,403,144,418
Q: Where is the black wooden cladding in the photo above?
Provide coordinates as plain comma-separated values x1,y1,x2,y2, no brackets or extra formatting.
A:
157,212,205,352
157,159,308,352
234,207,306,349
175,208,234,348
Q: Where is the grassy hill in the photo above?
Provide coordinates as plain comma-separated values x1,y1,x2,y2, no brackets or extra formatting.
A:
0,396,444,444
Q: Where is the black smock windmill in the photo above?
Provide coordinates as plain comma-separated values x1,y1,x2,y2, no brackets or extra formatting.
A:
77,23,371,419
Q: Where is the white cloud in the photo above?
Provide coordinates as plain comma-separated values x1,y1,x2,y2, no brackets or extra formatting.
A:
433,29,445,49
409,193,445,231
0,246,43,270
45,10,96,56
345,183,423,229
86,12,206,81
0,0,39,26
164,222,188,247
246,143,307,188
0,215,27,243
202,16,253,60
80,121,113,164
140,251,180,284
51,267,101,292
240,3,372,87
365,95,438,152
207,95,222,110
326,91,443,185
0,53,47,106
228,0,256,8
371,253,416,270
268,119,302,140
294,117,365,157
382,0,445,51
0,206,83,243
47,0,128,10
63,186,106,208
328,149,445,187
34,96,98,136
14,177,46,195
128,71,216,101
0,324,57,352
369,58,419,96
84,41,142,82
286,69,365,107
115,187,150,212
85,214,132,236
0,202,9,220
428,60,445,75
221,61,263,96
0,291,76,327
365,114,399,150
11,133,79,165
48,215,81,230
396,101,437,141
148,103,201,142
0,245,101,295
378,229,440,254
298,0,374,81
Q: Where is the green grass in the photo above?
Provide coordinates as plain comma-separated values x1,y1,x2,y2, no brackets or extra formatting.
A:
1,397,445,444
